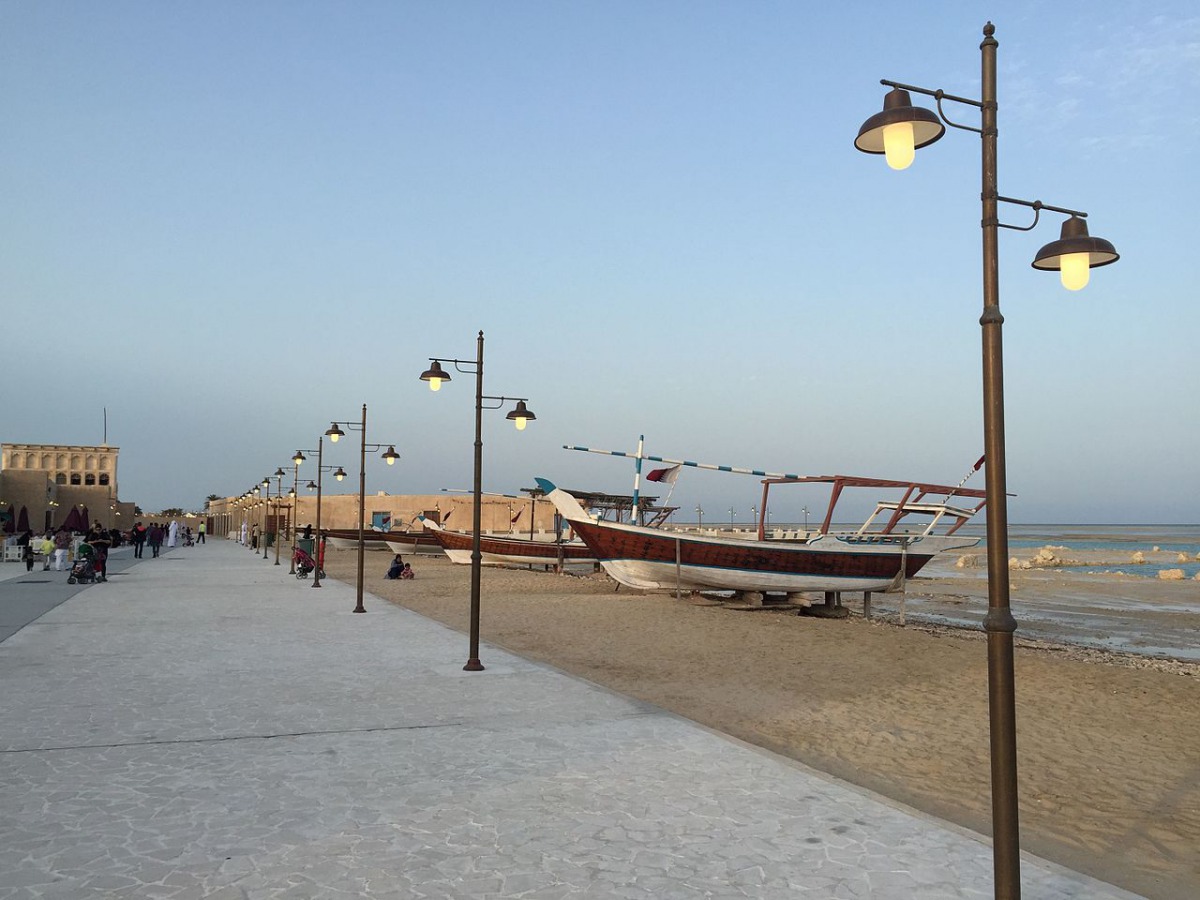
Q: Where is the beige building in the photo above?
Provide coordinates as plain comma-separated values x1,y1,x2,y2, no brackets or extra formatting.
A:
205,490,560,542
0,443,137,534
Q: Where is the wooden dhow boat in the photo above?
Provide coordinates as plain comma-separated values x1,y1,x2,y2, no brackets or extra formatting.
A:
535,473,988,596
418,517,596,567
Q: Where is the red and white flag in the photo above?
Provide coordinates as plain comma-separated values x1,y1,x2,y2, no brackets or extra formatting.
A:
510,508,523,524
645,465,681,485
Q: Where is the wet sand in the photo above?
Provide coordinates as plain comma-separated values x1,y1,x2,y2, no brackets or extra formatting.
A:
324,551,1200,899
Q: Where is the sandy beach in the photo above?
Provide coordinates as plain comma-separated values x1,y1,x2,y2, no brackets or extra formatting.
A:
322,551,1200,899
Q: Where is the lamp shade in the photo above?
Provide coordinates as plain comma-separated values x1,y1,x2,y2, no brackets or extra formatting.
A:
1031,215,1119,290
325,422,345,442
855,88,945,170
420,360,450,391
381,445,400,465
506,400,536,431
293,451,306,465
334,467,347,481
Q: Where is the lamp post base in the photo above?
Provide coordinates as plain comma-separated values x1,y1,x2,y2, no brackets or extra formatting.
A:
353,606,365,614
463,658,485,672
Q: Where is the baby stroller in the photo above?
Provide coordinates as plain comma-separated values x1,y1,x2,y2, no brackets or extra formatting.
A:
68,557,98,585
293,546,323,580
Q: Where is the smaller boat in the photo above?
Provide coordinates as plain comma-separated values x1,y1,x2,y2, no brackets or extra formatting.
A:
320,527,442,555
419,517,596,567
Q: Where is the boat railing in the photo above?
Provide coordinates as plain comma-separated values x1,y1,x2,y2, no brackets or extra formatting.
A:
857,501,981,537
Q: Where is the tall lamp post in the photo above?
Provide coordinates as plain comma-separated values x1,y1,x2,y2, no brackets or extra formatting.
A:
420,330,536,671
854,22,1119,898
325,405,401,614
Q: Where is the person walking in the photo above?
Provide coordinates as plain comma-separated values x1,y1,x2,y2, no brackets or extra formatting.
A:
40,532,54,571
197,520,206,544
87,525,111,582
148,523,164,558
167,520,179,548
130,521,147,558
52,527,72,571
19,530,34,572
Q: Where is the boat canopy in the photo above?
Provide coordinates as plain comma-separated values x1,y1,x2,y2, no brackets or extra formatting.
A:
757,475,995,539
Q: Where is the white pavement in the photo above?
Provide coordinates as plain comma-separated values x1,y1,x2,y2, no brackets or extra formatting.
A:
0,541,1142,899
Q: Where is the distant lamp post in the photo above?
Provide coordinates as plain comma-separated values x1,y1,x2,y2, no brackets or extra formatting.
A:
854,22,1120,898
271,467,287,565
305,437,336,588
801,506,809,531
420,330,536,671
260,477,272,559
695,505,703,530
325,405,401,614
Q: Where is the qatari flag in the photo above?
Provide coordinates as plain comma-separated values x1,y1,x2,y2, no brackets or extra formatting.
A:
645,465,681,485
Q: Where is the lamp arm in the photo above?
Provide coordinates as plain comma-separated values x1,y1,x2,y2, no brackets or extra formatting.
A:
480,394,529,410
880,79,983,134
994,197,1089,232
425,355,480,376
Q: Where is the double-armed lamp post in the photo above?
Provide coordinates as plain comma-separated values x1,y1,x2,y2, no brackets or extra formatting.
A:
260,468,287,563
420,330,536,671
297,437,340,588
853,22,1119,898
324,404,400,614
287,453,304,574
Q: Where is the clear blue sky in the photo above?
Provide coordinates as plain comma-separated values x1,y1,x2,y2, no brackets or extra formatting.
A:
2,2,1196,523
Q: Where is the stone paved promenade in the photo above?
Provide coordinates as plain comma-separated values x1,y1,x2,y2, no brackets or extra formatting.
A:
0,541,1142,898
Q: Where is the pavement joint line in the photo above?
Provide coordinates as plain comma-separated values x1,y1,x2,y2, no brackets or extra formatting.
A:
0,719,472,755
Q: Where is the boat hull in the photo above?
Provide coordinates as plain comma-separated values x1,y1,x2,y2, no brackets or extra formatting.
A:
424,522,596,567
568,518,977,593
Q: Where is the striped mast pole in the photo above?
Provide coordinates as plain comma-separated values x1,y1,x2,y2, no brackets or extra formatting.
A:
630,435,645,524
562,444,803,481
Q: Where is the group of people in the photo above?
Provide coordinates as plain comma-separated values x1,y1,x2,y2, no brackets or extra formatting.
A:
13,522,116,578
8,516,205,576
385,553,414,580
129,521,167,558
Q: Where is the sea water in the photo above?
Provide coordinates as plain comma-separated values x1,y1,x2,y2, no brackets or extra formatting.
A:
954,524,1200,579
913,524,1199,660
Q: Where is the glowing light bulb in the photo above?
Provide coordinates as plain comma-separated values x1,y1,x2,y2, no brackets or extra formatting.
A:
513,416,528,431
882,122,915,170
428,377,442,391
1059,252,1090,291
